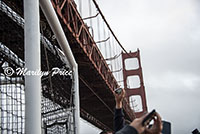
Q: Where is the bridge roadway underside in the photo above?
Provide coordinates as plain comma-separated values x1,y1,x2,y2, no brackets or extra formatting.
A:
1,0,134,131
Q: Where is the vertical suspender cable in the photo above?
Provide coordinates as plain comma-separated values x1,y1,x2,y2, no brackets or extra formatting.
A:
108,32,112,69
97,16,101,50
88,0,92,26
103,22,107,59
92,0,129,54
111,36,115,72
79,0,82,16
108,32,111,59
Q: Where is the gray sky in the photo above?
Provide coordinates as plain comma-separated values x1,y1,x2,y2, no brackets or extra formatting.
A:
80,0,200,133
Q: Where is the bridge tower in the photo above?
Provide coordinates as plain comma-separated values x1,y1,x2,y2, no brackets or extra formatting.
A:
122,49,148,117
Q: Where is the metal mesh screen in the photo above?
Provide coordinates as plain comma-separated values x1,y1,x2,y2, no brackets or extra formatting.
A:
0,1,75,133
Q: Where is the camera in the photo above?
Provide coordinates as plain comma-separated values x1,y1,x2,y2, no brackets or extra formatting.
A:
142,109,156,126
114,88,123,94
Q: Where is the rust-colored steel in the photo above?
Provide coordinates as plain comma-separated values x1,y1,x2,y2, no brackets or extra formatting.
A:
122,49,148,117
52,0,118,93
50,0,135,130
2,0,136,130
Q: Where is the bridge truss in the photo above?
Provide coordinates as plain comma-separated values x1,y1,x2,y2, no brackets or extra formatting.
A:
0,0,147,133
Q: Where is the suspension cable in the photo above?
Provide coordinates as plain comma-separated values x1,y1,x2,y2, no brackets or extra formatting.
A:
92,0,129,54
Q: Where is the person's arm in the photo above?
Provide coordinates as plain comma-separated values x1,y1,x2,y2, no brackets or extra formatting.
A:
116,111,163,134
115,125,138,134
114,89,125,132
114,108,125,132
115,115,146,134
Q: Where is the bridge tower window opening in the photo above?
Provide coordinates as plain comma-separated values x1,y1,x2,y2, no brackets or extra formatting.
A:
127,75,141,89
129,95,143,113
125,58,139,70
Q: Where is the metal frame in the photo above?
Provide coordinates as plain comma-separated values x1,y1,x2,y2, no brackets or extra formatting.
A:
39,0,80,133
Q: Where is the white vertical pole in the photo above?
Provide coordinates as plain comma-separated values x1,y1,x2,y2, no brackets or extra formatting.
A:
73,67,80,134
24,0,41,133
0,89,1,127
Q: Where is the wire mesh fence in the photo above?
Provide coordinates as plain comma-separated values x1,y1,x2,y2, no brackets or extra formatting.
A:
0,1,76,133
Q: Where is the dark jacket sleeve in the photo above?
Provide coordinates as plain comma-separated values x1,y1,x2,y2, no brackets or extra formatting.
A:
115,125,138,134
114,108,125,133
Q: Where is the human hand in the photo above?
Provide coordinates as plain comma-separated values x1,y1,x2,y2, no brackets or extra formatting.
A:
130,115,147,134
144,112,163,134
113,88,125,109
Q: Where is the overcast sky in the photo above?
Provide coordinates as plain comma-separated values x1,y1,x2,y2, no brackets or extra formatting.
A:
80,0,200,134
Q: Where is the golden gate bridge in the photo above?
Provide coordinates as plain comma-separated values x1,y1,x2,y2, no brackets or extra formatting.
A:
0,0,147,133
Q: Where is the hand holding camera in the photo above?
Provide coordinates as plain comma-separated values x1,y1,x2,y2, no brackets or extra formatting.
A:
130,110,162,134
114,87,125,109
